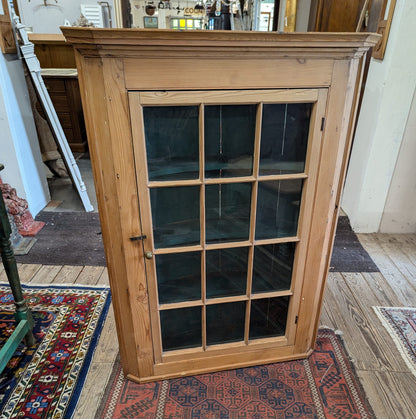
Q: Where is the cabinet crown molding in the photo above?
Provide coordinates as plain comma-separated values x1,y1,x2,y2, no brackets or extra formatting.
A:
61,28,380,59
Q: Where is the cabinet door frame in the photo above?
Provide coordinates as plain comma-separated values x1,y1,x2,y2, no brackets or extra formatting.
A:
129,88,328,374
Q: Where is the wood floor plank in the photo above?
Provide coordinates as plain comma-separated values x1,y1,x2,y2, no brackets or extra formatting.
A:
324,272,395,371
26,265,61,284
361,272,403,307
96,268,109,286
341,272,409,372
72,362,115,419
13,264,43,284
319,303,335,329
374,234,416,287
357,370,416,419
75,266,105,285
358,234,416,306
93,305,119,364
52,265,83,284
389,234,416,269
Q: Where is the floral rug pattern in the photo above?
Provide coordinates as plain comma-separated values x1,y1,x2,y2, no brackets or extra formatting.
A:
0,283,111,418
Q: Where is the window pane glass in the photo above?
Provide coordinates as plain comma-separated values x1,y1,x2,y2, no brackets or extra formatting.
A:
252,243,296,293
205,105,256,178
160,307,202,351
260,103,312,175
206,302,246,345
206,247,248,299
249,297,289,340
150,186,200,248
206,183,251,243
256,179,302,240
156,252,201,304
143,106,199,181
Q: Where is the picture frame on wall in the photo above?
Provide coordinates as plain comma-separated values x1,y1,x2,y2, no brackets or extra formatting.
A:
144,16,158,28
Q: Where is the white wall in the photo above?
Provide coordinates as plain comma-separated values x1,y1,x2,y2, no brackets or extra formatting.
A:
17,0,115,33
380,89,416,232
0,53,49,216
342,0,416,233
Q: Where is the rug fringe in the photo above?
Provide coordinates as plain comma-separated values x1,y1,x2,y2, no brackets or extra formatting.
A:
318,326,344,336
372,306,416,379
0,282,110,290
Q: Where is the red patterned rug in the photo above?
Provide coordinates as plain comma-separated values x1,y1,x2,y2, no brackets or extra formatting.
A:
97,329,374,418
0,283,111,418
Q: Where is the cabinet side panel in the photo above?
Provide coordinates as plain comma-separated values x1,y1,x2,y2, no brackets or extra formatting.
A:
294,59,361,353
312,56,364,337
73,52,151,377
101,58,154,377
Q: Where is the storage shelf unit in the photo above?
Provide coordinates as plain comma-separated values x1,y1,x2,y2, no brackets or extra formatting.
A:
62,28,379,383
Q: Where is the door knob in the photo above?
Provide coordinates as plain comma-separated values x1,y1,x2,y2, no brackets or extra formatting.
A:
145,251,153,260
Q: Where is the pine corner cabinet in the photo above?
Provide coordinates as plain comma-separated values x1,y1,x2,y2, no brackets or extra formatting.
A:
62,28,379,383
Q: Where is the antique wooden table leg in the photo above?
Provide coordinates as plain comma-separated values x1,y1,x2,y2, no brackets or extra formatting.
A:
0,164,35,374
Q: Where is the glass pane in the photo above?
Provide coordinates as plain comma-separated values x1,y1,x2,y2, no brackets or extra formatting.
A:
260,103,312,175
250,297,289,340
206,302,246,345
143,106,199,181
150,186,200,248
206,183,252,243
252,243,296,293
205,105,256,178
255,179,302,240
206,247,249,299
156,252,201,304
160,306,202,351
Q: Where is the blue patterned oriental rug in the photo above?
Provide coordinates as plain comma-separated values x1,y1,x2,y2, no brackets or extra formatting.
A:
0,283,111,418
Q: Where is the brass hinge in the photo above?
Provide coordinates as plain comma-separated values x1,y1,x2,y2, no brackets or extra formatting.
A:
295,315,299,324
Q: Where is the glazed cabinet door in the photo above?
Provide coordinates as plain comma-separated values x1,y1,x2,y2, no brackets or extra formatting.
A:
129,89,328,376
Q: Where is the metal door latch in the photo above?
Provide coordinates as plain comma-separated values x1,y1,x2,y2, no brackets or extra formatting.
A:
130,235,147,241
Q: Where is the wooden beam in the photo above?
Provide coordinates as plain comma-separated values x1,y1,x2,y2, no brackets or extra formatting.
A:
0,0,16,54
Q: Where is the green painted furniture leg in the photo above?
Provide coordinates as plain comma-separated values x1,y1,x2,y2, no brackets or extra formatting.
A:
0,164,35,375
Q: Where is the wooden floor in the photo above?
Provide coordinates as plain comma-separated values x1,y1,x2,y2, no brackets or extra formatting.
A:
2,233,416,418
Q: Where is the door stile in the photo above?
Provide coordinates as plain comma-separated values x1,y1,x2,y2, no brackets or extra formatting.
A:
284,88,329,346
128,93,163,364
244,102,263,344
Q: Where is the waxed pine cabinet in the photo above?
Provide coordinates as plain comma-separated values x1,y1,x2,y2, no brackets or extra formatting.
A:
62,28,378,383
